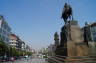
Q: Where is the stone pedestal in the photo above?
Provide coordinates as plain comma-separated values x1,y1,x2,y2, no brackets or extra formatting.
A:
88,42,96,56
56,20,89,57
67,21,89,56
67,42,89,56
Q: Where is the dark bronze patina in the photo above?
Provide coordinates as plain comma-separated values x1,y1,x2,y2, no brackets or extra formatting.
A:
61,3,73,24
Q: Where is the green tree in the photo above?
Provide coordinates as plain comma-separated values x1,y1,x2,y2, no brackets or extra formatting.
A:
0,39,9,56
9,47,19,56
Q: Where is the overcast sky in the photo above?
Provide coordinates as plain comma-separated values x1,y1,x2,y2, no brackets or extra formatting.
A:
0,0,96,50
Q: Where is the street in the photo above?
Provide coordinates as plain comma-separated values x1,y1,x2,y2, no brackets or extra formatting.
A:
3,58,47,63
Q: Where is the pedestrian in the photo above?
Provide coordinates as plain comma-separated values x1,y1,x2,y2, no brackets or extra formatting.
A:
11,57,14,63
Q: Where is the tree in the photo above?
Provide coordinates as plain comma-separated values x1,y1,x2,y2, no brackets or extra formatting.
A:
0,39,9,56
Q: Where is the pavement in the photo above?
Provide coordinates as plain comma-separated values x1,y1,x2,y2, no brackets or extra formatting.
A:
2,58,47,63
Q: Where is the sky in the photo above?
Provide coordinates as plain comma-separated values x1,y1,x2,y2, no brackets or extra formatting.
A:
0,0,96,50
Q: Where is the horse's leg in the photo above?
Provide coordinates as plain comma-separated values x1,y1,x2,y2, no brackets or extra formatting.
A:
69,15,73,21
70,11,73,20
64,19,67,24
72,14,73,20
69,16,71,21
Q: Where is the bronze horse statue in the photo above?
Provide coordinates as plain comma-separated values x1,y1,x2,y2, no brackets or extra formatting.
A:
61,3,73,24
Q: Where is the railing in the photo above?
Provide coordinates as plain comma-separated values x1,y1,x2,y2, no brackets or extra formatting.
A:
48,55,96,63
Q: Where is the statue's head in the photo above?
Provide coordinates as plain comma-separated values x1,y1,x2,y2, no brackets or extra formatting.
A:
64,3,68,7
85,22,88,26
65,3,67,5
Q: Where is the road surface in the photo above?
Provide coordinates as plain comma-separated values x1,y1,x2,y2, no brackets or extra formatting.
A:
3,58,47,63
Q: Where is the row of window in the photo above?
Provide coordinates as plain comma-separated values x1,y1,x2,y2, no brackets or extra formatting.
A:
10,42,17,44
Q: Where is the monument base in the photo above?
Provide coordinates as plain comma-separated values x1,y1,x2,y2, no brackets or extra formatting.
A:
67,42,89,56
55,46,67,56
67,20,89,56
88,42,96,56
57,20,89,57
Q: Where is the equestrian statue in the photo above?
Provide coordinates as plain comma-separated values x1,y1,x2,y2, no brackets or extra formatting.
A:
61,3,73,24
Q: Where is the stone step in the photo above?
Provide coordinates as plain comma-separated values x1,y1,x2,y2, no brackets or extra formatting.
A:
88,56,96,58
48,56,96,63
56,55,66,59
84,61,96,63
48,57,64,63
83,58,96,61
53,57,65,62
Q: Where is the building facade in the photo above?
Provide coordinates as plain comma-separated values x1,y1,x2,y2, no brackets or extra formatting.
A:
21,41,26,51
25,45,31,52
9,34,26,51
0,15,11,44
9,34,19,49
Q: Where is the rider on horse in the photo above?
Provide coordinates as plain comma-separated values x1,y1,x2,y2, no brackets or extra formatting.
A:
61,3,73,24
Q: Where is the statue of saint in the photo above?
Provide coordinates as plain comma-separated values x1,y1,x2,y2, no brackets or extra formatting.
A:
84,22,89,46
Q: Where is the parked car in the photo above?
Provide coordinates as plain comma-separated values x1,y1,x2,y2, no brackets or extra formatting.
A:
0,57,10,62
43,54,48,58
37,54,43,59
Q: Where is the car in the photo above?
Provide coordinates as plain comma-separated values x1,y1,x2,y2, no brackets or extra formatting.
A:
1,57,10,62
43,54,48,58
37,54,43,59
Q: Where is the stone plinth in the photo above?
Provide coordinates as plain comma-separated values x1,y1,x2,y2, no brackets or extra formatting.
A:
88,42,96,56
67,20,84,42
67,42,89,56
55,46,67,56
67,21,89,56
70,25,84,42
56,20,89,57
67,41,77,56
